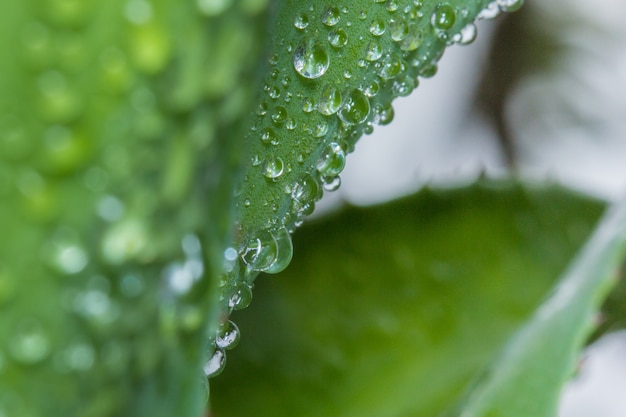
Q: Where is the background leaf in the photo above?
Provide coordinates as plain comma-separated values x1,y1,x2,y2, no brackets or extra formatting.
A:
455,194,626,417
210,181,605,417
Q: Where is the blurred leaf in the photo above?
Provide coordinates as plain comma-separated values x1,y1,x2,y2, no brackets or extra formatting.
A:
210,181,605,417
456,195,626,417
0,1,270,416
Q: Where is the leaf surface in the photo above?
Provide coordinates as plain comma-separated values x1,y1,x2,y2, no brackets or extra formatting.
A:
211,181,606,417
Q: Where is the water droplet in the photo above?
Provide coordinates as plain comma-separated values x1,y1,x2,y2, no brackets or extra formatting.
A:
389,19,409,41
322,176,342,191
431,4,456,30
328,29,348,48
268,86,280,99
264,227,293,274
318,85,342,115
293,41,330,79
373,103,395,125
369,19,386,36
497,0,524,12
392,75,416,97
321,6,341,26
477,2,500,20
317,143,346,176
204,348,226,377
216,320,240,350
386,0,399,11
241,230,278,271
302,97,316,113
363,80,380,97
400,25,423,51
271,106,287,125
365,42,383,61
378,54,403,79
419,63,438,78
338,90,370,125
285,117,297,130
9,320,50,364
454,22,477,45
228,283,253,310
292,173,321,204
263,157,284,179
260,127,279,146
294,12,309,29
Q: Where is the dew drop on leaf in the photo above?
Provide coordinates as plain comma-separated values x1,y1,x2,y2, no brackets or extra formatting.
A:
328,29,348,48
318,85,342,115
263,157,284,179
215,320,240,350
321,6,341,26
365,42,383,61
294,12,309,29
241,230,278,271
369,18,386,36
292,173,321,204
497,0,524,12
293,41,330,79
431,4,456,30
316,142,346,177
204,348,226,378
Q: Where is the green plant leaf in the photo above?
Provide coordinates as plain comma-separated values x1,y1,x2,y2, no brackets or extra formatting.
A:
454,193,626,417
210,181,605,417
0,1,269,416
218,0,515,357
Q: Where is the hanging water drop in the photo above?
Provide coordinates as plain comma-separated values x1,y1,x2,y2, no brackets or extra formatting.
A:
204,348,226,378
215,320,240,350
400,25,423,51
338,89,370,125
293,41,330,79
240,230,278,271
497,0,524,12
228,283,253,310
318,85,342,115
316,142,346,176
389,18,409,41
454,22,477,45
264,227,293,274
378,54,403,80
322,175,342,191
373,103,395,125
292,173,321,204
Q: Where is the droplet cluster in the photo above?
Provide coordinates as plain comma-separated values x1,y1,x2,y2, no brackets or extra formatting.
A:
213,0,521,377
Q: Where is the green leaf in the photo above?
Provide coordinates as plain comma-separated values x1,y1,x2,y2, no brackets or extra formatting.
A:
0,2,269,416
210,181,605,417
454,194,626,417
